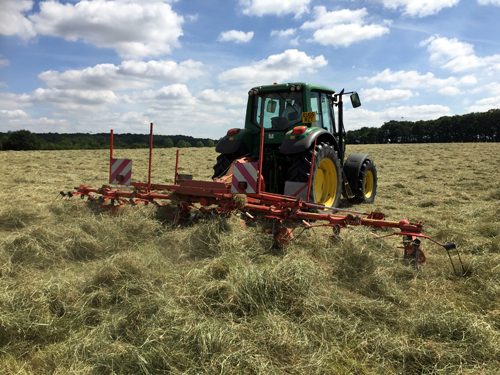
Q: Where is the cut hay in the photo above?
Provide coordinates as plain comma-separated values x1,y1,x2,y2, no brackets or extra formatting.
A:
0,144,499,374
232,193,248,209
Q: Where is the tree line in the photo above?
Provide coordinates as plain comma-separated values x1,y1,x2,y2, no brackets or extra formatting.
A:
0,131,216,151
346,109,499,144
1,109,498,150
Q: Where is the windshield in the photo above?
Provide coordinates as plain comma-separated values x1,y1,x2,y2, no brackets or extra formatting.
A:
252,91,303,130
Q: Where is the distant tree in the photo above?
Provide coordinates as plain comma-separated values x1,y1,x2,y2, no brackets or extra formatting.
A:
196,141,204,147
4,130,39,150
163,138,174,148
58,139,74,150
206,139,215,147
131,142,148,149
176,140,190,148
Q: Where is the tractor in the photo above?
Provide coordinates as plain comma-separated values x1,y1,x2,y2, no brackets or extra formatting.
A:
213,82,377,209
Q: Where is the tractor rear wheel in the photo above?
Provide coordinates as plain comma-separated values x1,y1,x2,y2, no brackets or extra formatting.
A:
348,159,377,204
287,143,342,211
212,154,234,179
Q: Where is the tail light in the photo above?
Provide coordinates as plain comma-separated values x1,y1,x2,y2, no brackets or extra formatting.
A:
227,128,240,137
292,126,306,135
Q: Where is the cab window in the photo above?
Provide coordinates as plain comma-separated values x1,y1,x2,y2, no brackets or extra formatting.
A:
252,91,303,129
321,93,333,132
309,92,320,127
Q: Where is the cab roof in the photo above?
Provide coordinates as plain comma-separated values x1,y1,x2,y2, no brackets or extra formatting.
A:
250,82,335,94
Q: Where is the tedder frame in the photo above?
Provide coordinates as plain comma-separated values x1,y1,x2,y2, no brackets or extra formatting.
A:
63,123,465,275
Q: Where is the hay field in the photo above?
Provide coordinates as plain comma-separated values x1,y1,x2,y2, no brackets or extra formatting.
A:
0,143,499,374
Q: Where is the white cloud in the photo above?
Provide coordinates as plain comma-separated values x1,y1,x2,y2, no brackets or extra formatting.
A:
0,58,10,69
240,0,311,18
122,85,246,137
377,0,460,17
29,88,118,110
30,0,184,59
360,87,415,103
131,84,246,109
1,88,118,110
38,59,205,91
467,83,500,112
301,7,390,47
0,109,70,133
366,68,477,95
133,84,195,106
0,92,32,108
344,105,451,130
270,29,296,37
421,36,500,72
218,30,254,44
0,109,30,120
218,49,327,85
467,95,500,112
477,82,500,96
196,89,247,106
478,0,500,5
0,0,36,39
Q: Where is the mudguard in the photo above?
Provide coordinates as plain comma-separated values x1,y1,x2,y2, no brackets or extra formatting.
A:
215,138,248,155
343,153,372,190
280,129,336,155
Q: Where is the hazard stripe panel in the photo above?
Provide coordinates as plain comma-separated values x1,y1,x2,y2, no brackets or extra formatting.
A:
231,162,258,193
110,158,132,185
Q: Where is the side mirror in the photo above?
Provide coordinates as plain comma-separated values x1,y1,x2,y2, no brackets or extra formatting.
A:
266,100,277,113
350,93,361,108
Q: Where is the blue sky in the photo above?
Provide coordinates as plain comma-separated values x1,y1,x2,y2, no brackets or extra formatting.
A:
1,0,499,138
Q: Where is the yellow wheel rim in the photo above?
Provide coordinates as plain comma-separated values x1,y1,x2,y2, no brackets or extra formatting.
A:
364,170,374,198
314,158,338,207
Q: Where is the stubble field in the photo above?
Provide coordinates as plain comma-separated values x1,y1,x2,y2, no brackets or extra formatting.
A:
0,143,499,374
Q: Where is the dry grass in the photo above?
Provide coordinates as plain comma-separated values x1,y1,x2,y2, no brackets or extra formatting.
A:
0,143,499,374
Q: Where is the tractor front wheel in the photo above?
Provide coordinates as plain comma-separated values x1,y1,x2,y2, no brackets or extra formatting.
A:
287,143,343,211
348,159,377,204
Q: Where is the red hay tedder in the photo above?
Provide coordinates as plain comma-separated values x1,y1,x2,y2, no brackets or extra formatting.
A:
63,123,465,275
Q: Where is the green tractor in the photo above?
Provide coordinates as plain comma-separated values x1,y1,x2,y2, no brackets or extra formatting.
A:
213,82,377,208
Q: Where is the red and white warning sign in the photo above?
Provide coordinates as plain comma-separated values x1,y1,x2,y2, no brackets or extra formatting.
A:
231,162,259,193
110,158,132,185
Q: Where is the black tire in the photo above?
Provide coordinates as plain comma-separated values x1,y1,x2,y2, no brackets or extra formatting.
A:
212,154,234,179
348,159,377,204
287,142,343,211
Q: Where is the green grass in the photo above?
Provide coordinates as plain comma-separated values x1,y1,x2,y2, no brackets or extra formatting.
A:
0,144,499,374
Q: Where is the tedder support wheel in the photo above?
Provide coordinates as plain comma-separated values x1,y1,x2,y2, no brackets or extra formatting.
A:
212,154,235,179
287,142,343,211
349,159,377,204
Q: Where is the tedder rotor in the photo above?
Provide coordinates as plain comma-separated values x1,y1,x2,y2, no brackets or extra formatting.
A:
63,122,465,276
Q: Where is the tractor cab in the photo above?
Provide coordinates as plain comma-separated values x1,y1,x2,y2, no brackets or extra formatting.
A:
250,88,304,130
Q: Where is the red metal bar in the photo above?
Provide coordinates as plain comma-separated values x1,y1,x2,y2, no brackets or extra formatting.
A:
109,129,114,184
148,123,153,190
306,137,317,202
174,150,179,185
257,126,264,194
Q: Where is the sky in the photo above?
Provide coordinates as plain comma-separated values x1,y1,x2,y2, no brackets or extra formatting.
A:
0,0,499,139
